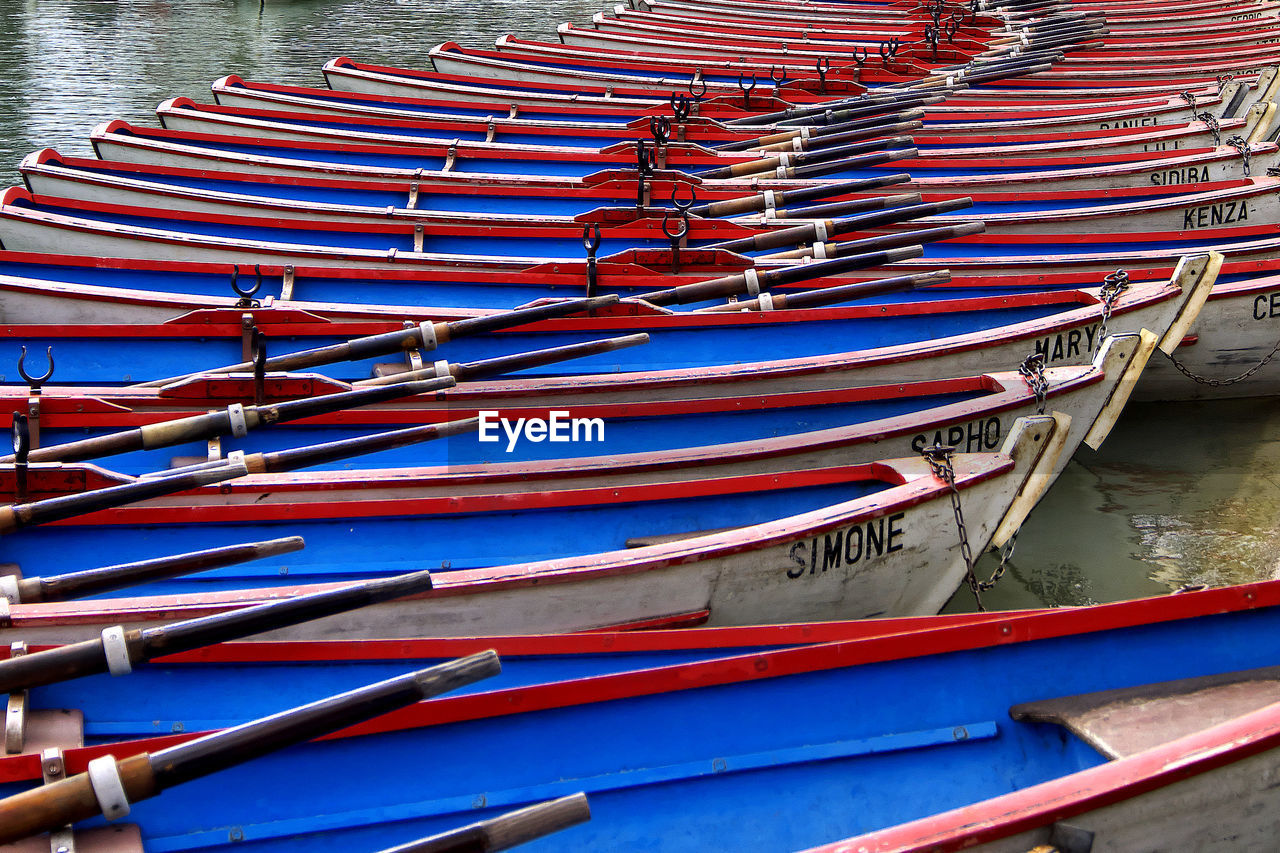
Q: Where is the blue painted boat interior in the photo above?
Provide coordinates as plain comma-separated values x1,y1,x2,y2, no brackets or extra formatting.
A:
37,385,985,475
7,603,1276,852
0,477,892,591
0,299,1064,383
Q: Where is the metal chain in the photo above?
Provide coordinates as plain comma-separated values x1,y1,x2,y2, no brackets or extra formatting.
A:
1164,336,1280,386
920,444,991,610
1195,112,1222,147
1226,135,1252,176
1018,353,1049,414
1180,91,1198,114
1268,166,1280,177
1097,269,1130,341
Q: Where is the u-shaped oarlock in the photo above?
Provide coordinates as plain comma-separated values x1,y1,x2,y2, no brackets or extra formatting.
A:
250,327,268,407
944,18,960,41
230,263,262,308
635,140,654,208
662,209,690,273
16,346,53,392
11,412,28,503
582,224,601,299
737,73,757,109
670,92,692,122
671,183,697,214
688,76,707,99
880,37,900,64
769,65,787,86
650,115,671,146
850,48,866,69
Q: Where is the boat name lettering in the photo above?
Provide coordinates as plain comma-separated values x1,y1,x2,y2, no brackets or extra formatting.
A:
477,410,605,452
1150,166,1209,186
1253,291,1280,320
1142,141,1181,153
1231,11,1262,19
910,417,1002,453
1182,200,1249,229
786,513,906,579
1099,118,1156,130
1034,324,1099,364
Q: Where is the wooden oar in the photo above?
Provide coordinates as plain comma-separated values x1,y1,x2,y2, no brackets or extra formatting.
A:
3,376,456,465
716,106,926,151
135,294,620,388
0,652,501,844
708,198,975,254
636,246,924,307
778,119,924,154
761,222,987,261
0,561,453,694
737,93,946,128
693,270,952,313
1,536,305,604
694,135,916,180
376,794,591,853
0,458,250,535
689,173,911,218
355,334,650,386
0,418,477,534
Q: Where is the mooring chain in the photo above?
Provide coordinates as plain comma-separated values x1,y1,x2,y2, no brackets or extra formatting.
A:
1018,353,1049,414
1164,335,1280,387
1195,112,1222,147
1226,135,1251,177
1097,269,1130,341
920,444,992,610
1179,91,1198,115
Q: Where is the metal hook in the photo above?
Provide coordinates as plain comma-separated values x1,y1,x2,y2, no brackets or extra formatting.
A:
880,37,900,65
16,346,53,391
10,412,28,503
851,47,867,69
688,76,707,98
649,115,671,146
814,57,832,92
737,73,757,109
230,263,261,308
769,65,787,85
250,327,267,406
944,18,960,41
635,140,654,208
671,183,697,213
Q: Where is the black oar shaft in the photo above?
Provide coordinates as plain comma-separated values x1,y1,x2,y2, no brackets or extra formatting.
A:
0,460,247,535
451,334,649,381
691,174,910,218
697,270,946,313
10,378,456,465
378,794,592,853
0,653,500,845
19,536,305,603
246,417,479,474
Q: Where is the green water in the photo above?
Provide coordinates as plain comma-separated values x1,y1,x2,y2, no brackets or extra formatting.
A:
2,0,1277,612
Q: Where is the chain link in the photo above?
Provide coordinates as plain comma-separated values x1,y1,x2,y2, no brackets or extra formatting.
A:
1164,335,1280,386
1097,269,1130,341
1195,112,1222,147
1180,91,1198,114
1018,353,1049,414
921,443,993,610
1226,134,1251,177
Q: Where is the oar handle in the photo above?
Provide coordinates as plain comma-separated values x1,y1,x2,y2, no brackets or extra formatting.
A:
20,536,306,603
0,753,156,845
378,793,592,853
692,174,909,218
150,651,501,787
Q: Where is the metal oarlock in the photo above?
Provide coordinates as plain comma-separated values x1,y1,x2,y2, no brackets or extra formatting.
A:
879,37,900,66
649,115,671,147
687,75,707,99
816,57,832,91
582,224,601,300
230,263,262,309
250,327,267,407
671,183,697,216
737,73,757,109
662,209,689,273
635,139,655,208
16,346,52,450
670,92,692,122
